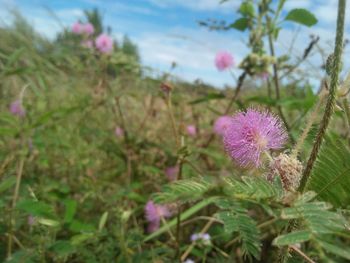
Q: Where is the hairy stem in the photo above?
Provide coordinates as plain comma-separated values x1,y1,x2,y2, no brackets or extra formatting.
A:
300,0,346,192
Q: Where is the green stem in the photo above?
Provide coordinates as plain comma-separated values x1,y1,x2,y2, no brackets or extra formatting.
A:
299,0,346,192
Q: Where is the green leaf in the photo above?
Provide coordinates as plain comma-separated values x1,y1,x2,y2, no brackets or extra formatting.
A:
16,200,56,219
37,218,60,227
318,240,350,260
153,178,212,203
230,17,249,31
98,212,109,231
307,135,350,207
70,233,94,245
49,241,76,257
223,176,283,201
189,92,225,104
285,9,318,27
273,230,312,246
216,203,261,259
239,2,255,17
63,199,77,223
0,177,16,193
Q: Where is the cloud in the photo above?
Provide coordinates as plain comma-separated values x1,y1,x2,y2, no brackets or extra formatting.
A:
147,0,239,12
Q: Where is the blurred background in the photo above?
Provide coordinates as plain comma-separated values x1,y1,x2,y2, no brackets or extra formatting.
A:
1,0,349,88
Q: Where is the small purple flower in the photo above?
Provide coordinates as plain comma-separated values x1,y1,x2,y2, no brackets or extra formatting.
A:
213,116,233,136
186,125,197,137
9,100,25,117
95,34,113,54
184,259,195,263
28,215,36,226
215,51,234,71
223,108,287,168
145,200,172,233
82,23,94,36
165,165,179,181
115,126,124,138
190,233,211,244
72,22,83,34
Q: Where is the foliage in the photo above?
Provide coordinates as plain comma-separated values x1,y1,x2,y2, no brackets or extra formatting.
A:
1,1,350,263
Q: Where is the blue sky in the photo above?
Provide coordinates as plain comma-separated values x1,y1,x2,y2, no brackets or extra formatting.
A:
1,0,349,88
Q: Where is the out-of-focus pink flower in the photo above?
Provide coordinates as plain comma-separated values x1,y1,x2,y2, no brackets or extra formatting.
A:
165,165,179,181
191,232,211,243
9,100,25,117
115,126,124,137
186,125,197,137
28,215,36,226
72,22,83,34
82,23,94,35
223,108,287,168
95,34,113,54
213,116,232,136
81,40,93,49
215,51,234,71
145,200,172,233
258,72,269,80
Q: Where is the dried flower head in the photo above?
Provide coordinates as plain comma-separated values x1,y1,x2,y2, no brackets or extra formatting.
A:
95,34,113,54
10,100,26,117
165,165,179,181
213,116,232,136
160,82,173,94
144,200,172,233
267,153,303,192
215,51,234,71
223,108,287,168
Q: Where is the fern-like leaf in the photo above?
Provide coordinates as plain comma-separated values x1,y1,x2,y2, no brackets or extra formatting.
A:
153,178,211,204
216,201,261,259
307,135,350,207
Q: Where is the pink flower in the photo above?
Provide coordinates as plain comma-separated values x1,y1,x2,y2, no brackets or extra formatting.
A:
115,126,124,137
72,22,83,34
81,40,93,49
82,23,94,35
215,51,234,71
9,100,25,117
213,116,233,136
165,165,179,181
186,125,197,136
223,108,287,168
258,72,269,80
95,34,113,54
145,200,172,233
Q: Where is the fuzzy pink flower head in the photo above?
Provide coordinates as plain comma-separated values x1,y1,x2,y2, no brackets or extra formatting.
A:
213,116,233,136
115,126,124,138
223,108,287,168
145,200,172,232
10,100,25,117
186,125,197,137
165,165,179,181
95,34,113,54
82,23,94,35
215,51,234,71
72,22,83,34
81,40,93,49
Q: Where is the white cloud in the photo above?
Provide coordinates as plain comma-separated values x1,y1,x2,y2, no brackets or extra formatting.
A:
148,0,239,12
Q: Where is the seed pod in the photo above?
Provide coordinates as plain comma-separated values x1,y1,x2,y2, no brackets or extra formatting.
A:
267,153,303,192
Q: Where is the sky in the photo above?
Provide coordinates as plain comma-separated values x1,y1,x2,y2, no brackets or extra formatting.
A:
0,0,349,88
